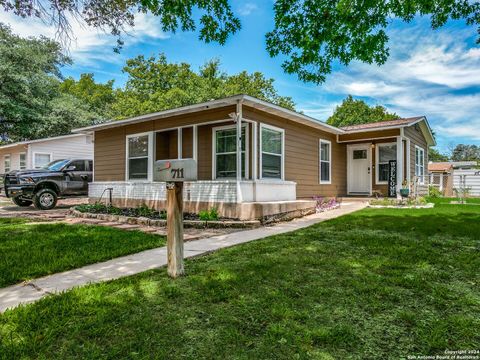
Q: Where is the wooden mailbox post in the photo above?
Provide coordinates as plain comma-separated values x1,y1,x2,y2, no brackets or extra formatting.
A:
154,159,197,278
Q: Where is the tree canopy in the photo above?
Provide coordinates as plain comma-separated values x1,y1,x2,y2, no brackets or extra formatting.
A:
2,0,478,83
111,55,295,119
451,144,480,162
326,95,398,128
428,148,449,162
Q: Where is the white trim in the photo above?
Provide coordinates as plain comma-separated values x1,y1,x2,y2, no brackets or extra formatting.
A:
319,139,332,185
177,128,182,159
3,154,11,173
19,152,27,170
415,145,426,183
236,100,243,182
125,132,153,181
193,125,198,161
212,124,249,180
252,121,258,180
406,138,411,183
396,136,403,193
32,152,53,169
375,142,397,185
259,123,285,181
347,143,372,195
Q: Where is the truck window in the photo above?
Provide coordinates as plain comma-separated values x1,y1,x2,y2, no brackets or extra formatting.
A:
69,160,86,171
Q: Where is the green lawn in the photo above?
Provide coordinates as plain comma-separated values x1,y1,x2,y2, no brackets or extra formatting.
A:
0,218,165,287
1,199,479,359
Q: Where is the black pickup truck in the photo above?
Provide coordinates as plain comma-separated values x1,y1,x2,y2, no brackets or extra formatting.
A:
3,159,93,210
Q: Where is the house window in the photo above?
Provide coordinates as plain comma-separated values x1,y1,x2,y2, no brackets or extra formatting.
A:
415,146,425,177
260,124,284,179
319,139,331,184
34,153,51,168
127,133,152,180
4,155,11,173
19,153,26,170
214,126,247,179
376,143,396,184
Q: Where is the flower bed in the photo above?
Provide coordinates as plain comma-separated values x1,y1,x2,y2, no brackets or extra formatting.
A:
71,204,261,229
313,196,341,213
368,197,434,209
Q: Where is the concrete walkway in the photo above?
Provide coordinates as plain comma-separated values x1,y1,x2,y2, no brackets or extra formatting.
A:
0,201,367,312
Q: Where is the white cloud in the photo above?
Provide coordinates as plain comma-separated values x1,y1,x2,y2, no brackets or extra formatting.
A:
307,22,480,146
238,3,258,16
0,11,169,65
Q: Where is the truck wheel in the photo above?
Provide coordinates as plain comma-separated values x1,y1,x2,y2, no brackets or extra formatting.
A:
12,197,33,207
33,189,58,210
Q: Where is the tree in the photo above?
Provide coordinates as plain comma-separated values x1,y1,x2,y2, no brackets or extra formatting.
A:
3,0,478,83
111,54,294,119
0,23,69,141
451,144,480,161
0,0,240,50
429,148,449,162
326,95,398,128
266,0,480,83
60,74,115,119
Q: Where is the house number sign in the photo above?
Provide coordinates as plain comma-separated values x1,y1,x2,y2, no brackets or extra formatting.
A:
388,160,397,198
153,159,198,182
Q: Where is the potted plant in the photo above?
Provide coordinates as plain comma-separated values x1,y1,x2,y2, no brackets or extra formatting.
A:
400,180,409,198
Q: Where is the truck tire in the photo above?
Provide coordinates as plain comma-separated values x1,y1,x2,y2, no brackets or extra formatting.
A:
33,188,58,210
12,197,33,207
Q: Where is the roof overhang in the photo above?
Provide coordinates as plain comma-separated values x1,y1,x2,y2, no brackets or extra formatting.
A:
342,116,436,146
0,133,86,150
72,94,345,135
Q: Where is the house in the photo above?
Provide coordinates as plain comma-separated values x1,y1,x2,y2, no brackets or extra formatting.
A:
73,95,435,219
429,161,480,196
0,134,93,174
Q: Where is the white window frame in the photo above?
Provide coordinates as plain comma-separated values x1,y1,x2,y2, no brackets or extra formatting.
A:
415,145,425,183
319,139,332,185
375,142,397,185
259,123,285,181
19,152,27,170
212,124,249,180
4,154,11,173
33,152,52,169
125,132,154,182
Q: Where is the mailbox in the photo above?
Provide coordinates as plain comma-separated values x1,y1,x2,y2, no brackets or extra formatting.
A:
153,159,197,182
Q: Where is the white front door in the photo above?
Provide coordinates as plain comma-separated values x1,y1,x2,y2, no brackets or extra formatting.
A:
347,144,371,194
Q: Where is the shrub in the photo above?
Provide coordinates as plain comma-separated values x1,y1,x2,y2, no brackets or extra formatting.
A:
198,208,219,221
428,186,443,198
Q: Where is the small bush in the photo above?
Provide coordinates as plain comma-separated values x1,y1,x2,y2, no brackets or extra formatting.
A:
198,208,219,221
429,186,443,198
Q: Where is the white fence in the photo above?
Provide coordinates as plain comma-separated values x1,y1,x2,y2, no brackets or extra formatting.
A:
414,170,480,197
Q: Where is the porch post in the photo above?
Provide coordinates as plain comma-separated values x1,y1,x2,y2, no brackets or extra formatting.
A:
192,125,198,161
177,127,182,159
252,121,258,180
236,99,243,203
406,138,411,184
396,136,403,195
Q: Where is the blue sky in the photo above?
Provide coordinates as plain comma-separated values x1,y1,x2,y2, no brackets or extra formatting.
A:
1,0,479,153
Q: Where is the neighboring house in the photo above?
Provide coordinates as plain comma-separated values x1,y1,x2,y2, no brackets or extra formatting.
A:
0,134,93,174
429,161,480,196
73,95,435,219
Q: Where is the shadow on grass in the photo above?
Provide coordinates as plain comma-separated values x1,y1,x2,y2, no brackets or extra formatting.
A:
1,206,479,359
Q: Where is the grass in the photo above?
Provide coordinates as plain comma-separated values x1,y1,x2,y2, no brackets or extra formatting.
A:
0,218,165,287
0,199,479,359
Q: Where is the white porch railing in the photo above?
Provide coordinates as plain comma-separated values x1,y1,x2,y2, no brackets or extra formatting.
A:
89,180,296,204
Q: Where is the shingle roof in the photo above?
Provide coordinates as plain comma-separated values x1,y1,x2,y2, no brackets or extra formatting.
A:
341,116,424,132
428,162,453,173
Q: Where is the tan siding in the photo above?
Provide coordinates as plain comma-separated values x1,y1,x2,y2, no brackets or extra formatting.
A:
404,125,429,179
244,106,346,198
338,129,400,142
182,127,193,158
94,127,126,181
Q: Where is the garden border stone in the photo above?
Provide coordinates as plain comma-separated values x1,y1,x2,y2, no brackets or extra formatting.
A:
69,209,261,229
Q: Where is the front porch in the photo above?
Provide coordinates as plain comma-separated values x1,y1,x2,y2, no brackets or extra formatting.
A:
88,180,314,220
